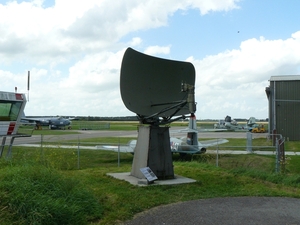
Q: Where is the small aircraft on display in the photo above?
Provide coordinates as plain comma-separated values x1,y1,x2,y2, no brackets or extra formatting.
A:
214,115,257,131
98,114,228,155
21,114,74,130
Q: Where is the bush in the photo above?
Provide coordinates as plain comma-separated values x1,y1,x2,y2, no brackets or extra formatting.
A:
0,164,103,225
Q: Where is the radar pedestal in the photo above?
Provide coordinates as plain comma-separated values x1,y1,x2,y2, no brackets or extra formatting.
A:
120,47,196,181
131,125,174,180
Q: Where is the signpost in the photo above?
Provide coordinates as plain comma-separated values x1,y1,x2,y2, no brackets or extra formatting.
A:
140,167,158,184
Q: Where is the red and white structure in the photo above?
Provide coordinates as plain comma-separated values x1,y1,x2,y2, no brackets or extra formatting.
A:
0,91,29,157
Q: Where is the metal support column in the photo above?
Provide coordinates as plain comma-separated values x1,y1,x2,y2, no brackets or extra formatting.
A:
0,136,7,157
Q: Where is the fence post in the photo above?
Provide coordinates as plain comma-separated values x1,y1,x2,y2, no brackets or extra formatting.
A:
40,134,44,160
216,140,219,167
279,138,285,173
77,136,80,170
118,135,120,167
275,138,279,173
246,132,253,153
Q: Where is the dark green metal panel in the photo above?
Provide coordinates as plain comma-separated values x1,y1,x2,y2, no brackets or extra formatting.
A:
120,47,195,118
269,79,300,140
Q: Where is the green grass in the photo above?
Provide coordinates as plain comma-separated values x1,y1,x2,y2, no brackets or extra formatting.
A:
74,137,134,145
0,162,103,225
41,137,135,147
285,141,300,152
0,144,299,224
72,121,139,131
1,122,300,224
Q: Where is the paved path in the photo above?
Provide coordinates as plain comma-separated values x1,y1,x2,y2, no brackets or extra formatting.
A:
10,130,139,145
123,197,300,225
11,129,267,146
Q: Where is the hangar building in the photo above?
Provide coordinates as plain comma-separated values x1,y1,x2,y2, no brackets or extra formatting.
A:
266,75,300,141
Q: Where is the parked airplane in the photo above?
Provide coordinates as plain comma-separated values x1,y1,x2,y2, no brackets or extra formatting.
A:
214,115,257,131
98,114,228,155
21,114,73,130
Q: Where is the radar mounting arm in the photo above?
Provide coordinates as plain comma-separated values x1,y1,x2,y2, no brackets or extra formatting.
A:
136,82,196,125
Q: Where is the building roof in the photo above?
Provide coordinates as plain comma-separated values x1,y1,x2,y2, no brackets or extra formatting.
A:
269,75,300,81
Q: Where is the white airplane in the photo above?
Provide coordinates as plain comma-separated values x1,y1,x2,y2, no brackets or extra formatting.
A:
97,114,228,155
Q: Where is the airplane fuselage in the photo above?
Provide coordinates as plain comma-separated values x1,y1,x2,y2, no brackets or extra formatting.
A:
22,116,72,130
48,118,72,129
170,137,206,154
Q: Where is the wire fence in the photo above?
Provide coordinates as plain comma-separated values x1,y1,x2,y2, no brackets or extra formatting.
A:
0,132,291,174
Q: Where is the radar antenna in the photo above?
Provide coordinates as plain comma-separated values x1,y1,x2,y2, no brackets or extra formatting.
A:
120,48,197,180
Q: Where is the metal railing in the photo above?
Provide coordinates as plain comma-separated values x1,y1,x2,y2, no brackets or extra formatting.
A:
0,124,35,158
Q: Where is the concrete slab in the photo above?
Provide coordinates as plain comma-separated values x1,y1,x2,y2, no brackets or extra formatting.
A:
107,172,196,186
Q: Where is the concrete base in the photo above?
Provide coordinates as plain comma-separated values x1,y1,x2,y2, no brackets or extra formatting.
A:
131,126,174,180
107,172,196,187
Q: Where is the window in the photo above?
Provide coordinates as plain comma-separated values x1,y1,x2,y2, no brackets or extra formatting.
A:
0,101,22,121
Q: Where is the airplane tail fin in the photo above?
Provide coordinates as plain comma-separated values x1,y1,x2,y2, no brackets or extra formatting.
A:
248,117,256,125
225,115,231,122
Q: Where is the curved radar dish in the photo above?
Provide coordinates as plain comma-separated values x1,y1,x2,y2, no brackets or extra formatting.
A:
120,47,196,124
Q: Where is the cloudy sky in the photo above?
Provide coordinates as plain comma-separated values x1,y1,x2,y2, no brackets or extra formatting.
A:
1,0,300,120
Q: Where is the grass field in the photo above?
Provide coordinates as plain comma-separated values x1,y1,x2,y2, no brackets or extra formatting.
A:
1,121,299,224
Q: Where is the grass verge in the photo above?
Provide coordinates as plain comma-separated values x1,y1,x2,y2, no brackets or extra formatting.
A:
0,145,299,224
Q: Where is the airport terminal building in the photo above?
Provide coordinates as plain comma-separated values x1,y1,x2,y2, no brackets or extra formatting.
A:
266,75,300,141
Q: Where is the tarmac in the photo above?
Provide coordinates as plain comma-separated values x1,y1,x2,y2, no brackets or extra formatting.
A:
108,173,300,225
122,197,300,225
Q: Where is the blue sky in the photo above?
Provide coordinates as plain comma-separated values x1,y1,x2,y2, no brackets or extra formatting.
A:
1,0,300,120
128,1,300,60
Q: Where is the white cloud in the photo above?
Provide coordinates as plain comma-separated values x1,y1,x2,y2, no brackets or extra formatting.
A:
144,45,171,56
0,0,240,64
1,0,299,120
189,32,300,119
189,0,240,15
129,37,143,46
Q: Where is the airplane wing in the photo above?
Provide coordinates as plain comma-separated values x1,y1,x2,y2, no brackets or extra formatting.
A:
96,140,136,153
96,145,134,153
198,139,228,147
198,128,229,132
171,128,228,133
97,138,228,155
171,147,203,154
20,119,37,125
21,117,50,125
177,128,198,133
